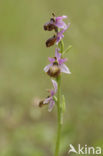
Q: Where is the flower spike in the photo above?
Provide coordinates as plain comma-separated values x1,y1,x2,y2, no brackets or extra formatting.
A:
38,14,72,156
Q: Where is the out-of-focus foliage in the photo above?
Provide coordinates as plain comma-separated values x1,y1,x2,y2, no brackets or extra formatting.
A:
0,0,103,156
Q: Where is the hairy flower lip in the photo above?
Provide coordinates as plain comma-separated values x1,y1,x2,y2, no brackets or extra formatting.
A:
44,20,57,32
46,35,57,47
47,65,60,77
44,23,55,31
44,17,58,32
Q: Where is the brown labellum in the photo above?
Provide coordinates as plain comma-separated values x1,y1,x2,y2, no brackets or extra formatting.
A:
44,23,55,31
44,22,57,32
43,17,58,32
46,35,57,47
47,65,60,77
39,98,49,107
38,100,44,107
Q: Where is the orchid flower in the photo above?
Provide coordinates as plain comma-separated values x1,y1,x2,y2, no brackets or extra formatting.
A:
43,79,57,112
44,48,71,75
54,15,68,29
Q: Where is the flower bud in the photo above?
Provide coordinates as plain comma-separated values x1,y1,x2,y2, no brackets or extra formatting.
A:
46,35,57,47
47,64,60,77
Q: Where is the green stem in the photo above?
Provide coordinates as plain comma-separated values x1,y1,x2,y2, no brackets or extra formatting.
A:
55,40,64,156
55,75,62,156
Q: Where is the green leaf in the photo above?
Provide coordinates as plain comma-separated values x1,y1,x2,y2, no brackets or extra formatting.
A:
63,45,72,55
53,96,57,103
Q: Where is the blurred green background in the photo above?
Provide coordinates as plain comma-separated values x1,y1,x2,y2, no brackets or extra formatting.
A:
0,0,103,156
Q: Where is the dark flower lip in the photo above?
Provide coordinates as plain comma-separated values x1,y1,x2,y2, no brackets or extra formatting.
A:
44,23,54,31
46,35,57,47
47,65,60,77
39,100,44,107
39,100,49,107
43,18,58,32
44,22,57,31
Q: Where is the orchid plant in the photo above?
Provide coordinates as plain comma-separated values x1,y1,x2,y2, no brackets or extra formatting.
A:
38,13,72,156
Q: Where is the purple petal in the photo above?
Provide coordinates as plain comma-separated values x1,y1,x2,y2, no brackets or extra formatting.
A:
58,58,68,65
60,64,71,74
44,64,52,72
62,15,67,19
48,100,55,112
56,23,70,44
56,32,64,44
55,16,68,29
62,23,70,33
64,22,70,30
48,57,55,63
58,31,64,38
43,97,52,104
55,48,61,59
55,21,67,29
51,79,57,93
59,23,70,35
56,15,67,21
60,28,66,34
56,37,61,45
50,89,55,96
